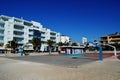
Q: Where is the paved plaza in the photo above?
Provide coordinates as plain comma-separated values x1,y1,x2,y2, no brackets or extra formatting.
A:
7,55,99,67
0,53,120,80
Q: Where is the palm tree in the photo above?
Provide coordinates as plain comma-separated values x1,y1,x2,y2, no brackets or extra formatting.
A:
45,40,55,54
56,42,64,46
64,42,70,46
56,42,64,53
6,39,18,53
71,42,78,46
0,43,3,48
30,38,41,52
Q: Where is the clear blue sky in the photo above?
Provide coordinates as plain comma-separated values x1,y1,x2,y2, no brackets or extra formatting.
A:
0,0,120,43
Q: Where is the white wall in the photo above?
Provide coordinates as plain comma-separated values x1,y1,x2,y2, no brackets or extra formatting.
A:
46,29,50,40
56,33,60,43
4,21,14,46
82,37,87,44
24,26,29,44
60,36,70,43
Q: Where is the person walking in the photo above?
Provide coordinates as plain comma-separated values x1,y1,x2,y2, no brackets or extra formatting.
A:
19,47,23,56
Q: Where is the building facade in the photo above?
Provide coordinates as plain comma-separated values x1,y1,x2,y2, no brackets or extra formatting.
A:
60,35,71,43
100,33,120,44
82,37,87,44
0,15,61,51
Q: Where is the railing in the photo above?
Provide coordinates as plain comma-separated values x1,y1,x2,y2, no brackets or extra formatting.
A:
0,19,5,23
41,34,46,37
41,38,46,41
14,28,24,32
0,33,4,36
13,35,24,38
18,41,24,44
14,21,23,25
0,26,4,30
29,32,33,35
0,40,4,43
29,37,33,40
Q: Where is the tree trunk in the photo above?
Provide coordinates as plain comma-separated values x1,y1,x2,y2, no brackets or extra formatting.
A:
49,47,51,54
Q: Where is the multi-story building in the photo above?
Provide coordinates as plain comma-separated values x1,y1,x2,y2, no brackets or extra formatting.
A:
60,35,71,43
100,32,120,44
40,28,61,51
82,37,87,44
0,15,61,51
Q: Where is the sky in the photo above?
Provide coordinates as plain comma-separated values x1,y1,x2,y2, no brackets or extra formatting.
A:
0,0,120,43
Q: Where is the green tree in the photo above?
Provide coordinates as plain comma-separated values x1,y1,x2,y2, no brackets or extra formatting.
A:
45,40,55,54
56,42,64,46
30,38,41,52
0,43,3,47
71,42,78,46
64,41,70,46
111,42,120,50
6,39,18,53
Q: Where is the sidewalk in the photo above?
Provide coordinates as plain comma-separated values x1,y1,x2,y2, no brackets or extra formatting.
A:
0,52,59,57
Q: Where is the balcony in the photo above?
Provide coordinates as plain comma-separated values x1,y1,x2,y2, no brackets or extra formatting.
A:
24,20,33,26
29,32,33,35
50,31,56,35
110,38,120,41
0,23,4,30
0,33,4,36
29,37,33,40
17,41,24,44
0,26,4,30
14,28,24,33
50,39,56,42
50,35,56,39
41,38,46,41
0,19,5,23
50,36,56,39
13,34,24,38
14,24,24,29
41,34,46,37
14,21,24,26
0,40,4,43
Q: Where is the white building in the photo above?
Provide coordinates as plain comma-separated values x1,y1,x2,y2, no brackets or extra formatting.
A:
82,37,87,44
0,15,61,51
60,35,71,43
40,28,61,51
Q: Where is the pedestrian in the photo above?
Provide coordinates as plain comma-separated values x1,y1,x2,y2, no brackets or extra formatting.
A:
19,47,23,56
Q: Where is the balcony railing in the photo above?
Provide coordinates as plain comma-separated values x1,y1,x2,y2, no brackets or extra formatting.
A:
109,38,120,41
14,21,23,26
29,32,33,35
14,28,24,32
0,33,4,36
41,34,46,37
0,19,5,23
29,37,33,40
17,41,24,44
0,40,4,43
13,35,24,38
41,38,46,41
0,26,4,30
